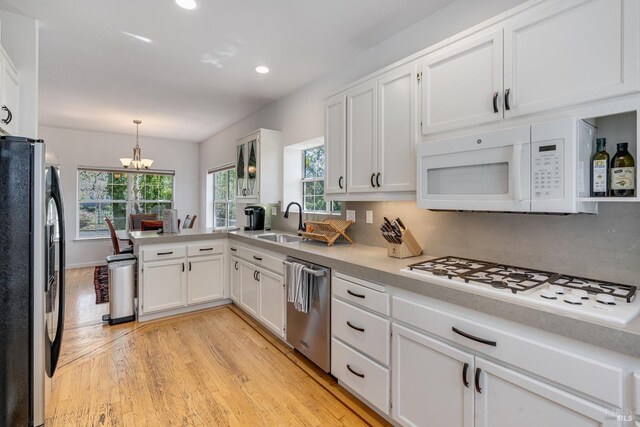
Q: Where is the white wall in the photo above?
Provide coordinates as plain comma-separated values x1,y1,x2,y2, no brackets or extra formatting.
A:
199,0,527,216
40,126,200,267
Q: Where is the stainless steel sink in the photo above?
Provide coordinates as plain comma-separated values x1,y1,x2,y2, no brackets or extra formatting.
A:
256,233,302,243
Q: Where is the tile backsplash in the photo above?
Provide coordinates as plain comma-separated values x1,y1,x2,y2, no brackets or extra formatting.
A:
272,200,639,284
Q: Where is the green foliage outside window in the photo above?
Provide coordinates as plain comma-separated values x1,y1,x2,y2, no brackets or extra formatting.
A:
302,146,340,213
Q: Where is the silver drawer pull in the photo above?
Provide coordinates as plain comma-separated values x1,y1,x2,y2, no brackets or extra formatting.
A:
346,364,365,378
199,247,213,251
346,321,365,333
346,289,365,298
157,251,173,256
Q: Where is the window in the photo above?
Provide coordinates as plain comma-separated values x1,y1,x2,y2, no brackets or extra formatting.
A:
302,146,340,213
210,167,236,228
77,169,174,238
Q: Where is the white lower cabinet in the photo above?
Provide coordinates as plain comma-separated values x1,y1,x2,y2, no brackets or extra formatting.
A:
392,324,474,427
474,358,611,427
139,240,227,320
141,257,186,314
234,244,286,338
230,255,241,302
393,324,613,427
257,268,285,336
239,262,259,316
187,254,224,305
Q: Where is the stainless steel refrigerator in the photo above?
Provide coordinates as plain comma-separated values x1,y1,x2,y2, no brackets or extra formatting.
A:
0,136,66,426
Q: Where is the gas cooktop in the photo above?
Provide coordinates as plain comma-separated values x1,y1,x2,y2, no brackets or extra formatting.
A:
401,256,639,324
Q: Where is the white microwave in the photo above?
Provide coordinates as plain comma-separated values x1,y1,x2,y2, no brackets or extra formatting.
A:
416,118,597,213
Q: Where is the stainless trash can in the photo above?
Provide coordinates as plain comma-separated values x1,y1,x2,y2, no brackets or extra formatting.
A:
104,253,137,325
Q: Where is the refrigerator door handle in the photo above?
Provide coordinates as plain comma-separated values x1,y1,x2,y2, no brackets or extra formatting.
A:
46,167,66,378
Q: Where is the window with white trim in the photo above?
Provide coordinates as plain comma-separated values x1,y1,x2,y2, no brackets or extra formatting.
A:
210,166,236,228
302,146,340,213
77,168,174,238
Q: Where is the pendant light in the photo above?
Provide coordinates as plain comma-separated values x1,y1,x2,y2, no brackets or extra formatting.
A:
120,120,153,170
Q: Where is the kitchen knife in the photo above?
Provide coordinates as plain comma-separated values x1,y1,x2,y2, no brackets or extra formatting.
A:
395,217,406,231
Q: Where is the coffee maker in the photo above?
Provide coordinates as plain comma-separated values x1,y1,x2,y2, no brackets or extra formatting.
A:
244,206,265,230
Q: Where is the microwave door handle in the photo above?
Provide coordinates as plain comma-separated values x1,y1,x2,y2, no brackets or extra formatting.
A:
512,144,525,201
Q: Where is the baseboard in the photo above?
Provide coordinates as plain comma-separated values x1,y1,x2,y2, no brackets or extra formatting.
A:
66,260,107,269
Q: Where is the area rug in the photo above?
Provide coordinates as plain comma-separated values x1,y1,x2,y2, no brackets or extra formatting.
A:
94,265,109,304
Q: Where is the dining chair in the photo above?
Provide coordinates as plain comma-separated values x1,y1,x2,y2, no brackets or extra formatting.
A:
130,213,157,231
105,218,133,255
182,215,191,229
140,220,164,231
188,215,197,229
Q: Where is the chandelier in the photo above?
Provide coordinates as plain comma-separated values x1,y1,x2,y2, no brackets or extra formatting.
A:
120,119,153,170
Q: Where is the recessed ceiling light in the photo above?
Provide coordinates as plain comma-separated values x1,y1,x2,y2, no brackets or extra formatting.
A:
255,65,270,74
175,0,198,10
121,31,152,43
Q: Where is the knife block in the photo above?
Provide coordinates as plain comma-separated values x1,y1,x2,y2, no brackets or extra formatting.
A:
387,228,423,259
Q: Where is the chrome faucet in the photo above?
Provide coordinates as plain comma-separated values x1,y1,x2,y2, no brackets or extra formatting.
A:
284,202,305,232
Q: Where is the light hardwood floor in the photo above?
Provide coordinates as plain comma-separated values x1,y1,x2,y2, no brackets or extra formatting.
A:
47,267,390,426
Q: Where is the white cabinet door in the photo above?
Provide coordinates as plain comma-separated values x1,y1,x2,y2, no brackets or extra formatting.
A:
1,54,19,136
347,80,377,193
230,256,241,303
240,262,259,316
421,29,504,135
141,258,186,314
503,0,639,118
324,94,347,194
257,268,285,337
475,358,613,427
392,324,474,427
377,62,418,192
187,255,224,305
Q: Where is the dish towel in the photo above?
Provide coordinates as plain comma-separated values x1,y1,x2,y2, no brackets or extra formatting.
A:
286,261,313,313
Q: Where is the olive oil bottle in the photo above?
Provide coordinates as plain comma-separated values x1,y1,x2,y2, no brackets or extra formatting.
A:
610,142,635,197
591,138,609,197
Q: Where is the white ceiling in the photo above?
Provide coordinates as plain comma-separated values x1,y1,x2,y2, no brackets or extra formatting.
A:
0,0,454,142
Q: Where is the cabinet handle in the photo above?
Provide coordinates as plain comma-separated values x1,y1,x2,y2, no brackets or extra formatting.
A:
475,367,482,394
338,176,344,189
199,247,213,252
230,247,237,252
452,327,496,347
346,289,365,299
376,172,381,187
188,262,192,271
346,364,365,378
2,106,12,125
157,251,173,256
255,271,260,281
253,256,262,261
492,91,499,113
182,262,185,272
253,271,257,280
234,261,238,271
504,88,511,111
370,173,376,188
346,321,365,332
462,363,470,388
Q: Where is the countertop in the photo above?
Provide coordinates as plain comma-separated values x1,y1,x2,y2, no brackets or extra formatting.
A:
131,227,640,359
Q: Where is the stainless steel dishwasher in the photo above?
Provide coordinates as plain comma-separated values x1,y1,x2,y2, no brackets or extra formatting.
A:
284,257,331,372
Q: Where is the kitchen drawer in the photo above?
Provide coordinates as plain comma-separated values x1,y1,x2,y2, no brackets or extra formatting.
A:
238,246,284,275
332,297,390,366
392,295,624,408
187,241,225,257
333,274,389,316
142,245,186,262
331,337,390,415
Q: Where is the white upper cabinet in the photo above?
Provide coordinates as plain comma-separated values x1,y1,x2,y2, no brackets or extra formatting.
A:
235,129,282,203
421,0,640,135
378,62,418,192
0,50,19,136
325,61,418,199
347,80,378,193
421,29,504,134
325,94,347,194
503,0,639,118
